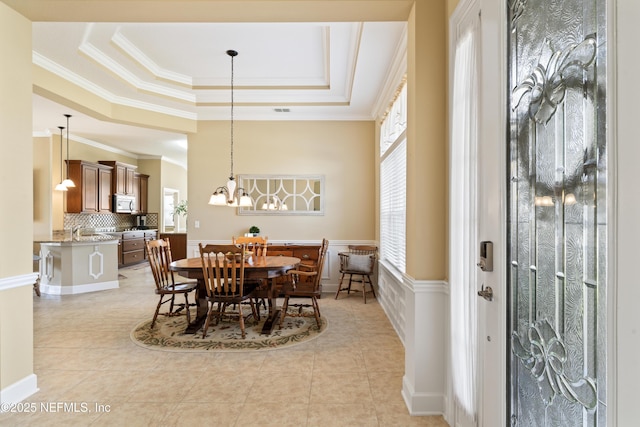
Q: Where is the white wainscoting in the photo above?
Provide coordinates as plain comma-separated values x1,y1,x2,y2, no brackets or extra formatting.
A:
0,273,39,404
377,261,450,416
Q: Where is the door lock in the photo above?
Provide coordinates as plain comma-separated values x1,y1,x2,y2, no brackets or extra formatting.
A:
477,284,493,301
477,241,493,271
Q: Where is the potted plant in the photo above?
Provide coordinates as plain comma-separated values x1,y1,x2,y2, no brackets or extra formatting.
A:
173,200,188,231
249,225,260,237
173,200,188,218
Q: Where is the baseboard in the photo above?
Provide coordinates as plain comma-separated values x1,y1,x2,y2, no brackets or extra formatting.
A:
0,374,38,405
401,375,446,416
40,280,119,295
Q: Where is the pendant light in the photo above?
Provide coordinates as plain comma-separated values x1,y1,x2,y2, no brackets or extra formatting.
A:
54,126,67,191
60,114,75,188
208,49,252,207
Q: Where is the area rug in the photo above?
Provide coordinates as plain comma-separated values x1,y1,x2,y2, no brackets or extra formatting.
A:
130,313,328,352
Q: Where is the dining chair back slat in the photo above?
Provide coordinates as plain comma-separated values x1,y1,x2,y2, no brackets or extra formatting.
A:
198,243,257,338
232,236,268,257
200,244,246,297
232,236,269,316
278,238,329,329
145,238,197,328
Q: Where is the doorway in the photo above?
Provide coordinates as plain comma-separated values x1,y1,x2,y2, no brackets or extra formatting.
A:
163,188,179,232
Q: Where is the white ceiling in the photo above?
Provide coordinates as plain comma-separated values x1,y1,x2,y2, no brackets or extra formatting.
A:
32,21,406,168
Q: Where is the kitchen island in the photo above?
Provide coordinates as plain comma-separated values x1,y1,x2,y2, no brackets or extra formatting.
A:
34,232,120,295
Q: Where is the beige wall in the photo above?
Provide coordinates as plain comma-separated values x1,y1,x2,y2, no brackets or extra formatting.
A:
447,0,461,17
0,1,33,390
33,136,52,236
405,1,448,281
188,120,375,241
66,140,137,165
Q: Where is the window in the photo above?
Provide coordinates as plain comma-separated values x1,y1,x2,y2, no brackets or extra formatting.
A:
379,83,407,273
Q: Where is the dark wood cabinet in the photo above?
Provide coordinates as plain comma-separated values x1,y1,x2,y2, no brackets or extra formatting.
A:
133,173,149,214
121,231,145,266
266,244,322,295
159,233,187,261
115,230,157,267
99,161,149,214
66,160,113,213
99,161,137,195
144,231,157,260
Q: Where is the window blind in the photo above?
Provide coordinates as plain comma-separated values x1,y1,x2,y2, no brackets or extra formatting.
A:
380,138,406,273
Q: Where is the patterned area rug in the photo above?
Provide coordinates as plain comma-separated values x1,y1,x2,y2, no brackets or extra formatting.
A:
131,313,327,352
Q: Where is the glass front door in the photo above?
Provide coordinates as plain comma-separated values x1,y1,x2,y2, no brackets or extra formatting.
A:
507,0,608,425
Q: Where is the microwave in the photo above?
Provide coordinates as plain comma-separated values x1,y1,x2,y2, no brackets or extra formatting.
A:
112,194,136,213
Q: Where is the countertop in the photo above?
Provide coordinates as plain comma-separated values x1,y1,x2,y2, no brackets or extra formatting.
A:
34,231,119,245
35,228,158,245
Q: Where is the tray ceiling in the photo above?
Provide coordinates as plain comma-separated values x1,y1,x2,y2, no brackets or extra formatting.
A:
32,21,406,167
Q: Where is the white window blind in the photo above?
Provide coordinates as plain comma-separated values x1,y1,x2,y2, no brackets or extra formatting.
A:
380,138,406,273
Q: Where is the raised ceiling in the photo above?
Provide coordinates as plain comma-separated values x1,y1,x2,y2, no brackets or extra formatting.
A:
21,1,409,168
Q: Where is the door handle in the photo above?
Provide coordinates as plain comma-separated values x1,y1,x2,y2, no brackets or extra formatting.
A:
477,284,493,301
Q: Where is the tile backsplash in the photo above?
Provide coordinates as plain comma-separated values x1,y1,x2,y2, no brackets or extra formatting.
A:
64,212,158,230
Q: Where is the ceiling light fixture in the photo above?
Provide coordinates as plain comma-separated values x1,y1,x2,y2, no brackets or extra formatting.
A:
261,195,288,211
209,49,252,208
54,126,68,192
60,114,75,188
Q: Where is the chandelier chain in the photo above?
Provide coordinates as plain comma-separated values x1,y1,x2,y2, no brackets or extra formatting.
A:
65,114,71,179
229,52,234,180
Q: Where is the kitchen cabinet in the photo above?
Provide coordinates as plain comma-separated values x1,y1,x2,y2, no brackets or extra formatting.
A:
133,173,149,214
99,161,137,195
143,230,157,260
114,230,157,267
121,231,146,265
66,160,113,213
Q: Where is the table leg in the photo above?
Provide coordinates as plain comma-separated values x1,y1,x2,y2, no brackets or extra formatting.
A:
260,278,281,335
185,279,208,334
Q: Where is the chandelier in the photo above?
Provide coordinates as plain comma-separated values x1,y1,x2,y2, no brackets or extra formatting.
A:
209,49,252,207
261,195,288,211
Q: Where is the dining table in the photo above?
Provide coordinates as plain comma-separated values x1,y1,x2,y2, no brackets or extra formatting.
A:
169,255,301,335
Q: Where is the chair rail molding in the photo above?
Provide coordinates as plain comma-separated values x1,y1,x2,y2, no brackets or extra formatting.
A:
0,273,39,292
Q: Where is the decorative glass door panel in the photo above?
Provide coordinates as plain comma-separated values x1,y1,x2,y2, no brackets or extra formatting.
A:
507,0,607,425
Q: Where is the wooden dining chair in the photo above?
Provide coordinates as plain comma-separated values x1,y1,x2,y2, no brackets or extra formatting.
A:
232,235,269,315
232,235,268,257
279,238,329,329
199,243,259,339
334,245,378,303
145,238,197,328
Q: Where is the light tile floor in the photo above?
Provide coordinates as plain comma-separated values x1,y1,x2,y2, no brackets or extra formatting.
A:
1,264,449,426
